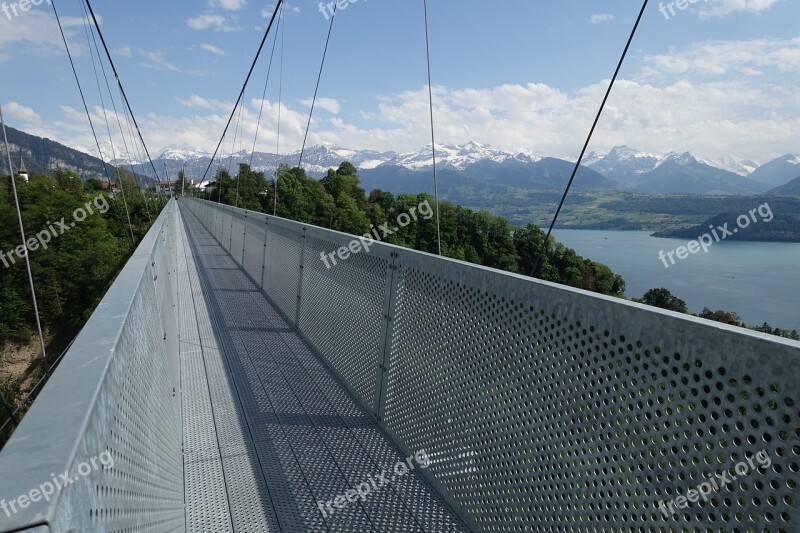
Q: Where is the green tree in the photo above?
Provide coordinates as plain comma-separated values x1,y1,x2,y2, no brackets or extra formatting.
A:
638,288,688,314
699,308,743,326
174,169,191,197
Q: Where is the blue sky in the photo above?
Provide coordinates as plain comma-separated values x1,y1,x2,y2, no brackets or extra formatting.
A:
0,0,797,165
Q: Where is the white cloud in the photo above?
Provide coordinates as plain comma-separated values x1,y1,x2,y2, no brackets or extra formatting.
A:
28,66,800,169
187,13,237,32
590,13,614,24
640,36,800,77
214,0,247,10
300,97,341,115
9,32,799,168
699,0,783,18
197,43,226,56
0,12,88,62
176,95,232,111
3,102,43,125
261,3,299,18
140,50,181,72
115,45,133,58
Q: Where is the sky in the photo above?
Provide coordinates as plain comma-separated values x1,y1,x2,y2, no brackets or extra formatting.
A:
0,0,798,167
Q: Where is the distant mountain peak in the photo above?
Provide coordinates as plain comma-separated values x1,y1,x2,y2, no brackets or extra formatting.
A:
748,153,800,189
606,145,661,160
158,148,210,161
657,151,697,167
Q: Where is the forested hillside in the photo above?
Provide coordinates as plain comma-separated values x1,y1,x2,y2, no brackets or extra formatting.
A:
208,161,627,297
0,170,165,445
206,161,798,340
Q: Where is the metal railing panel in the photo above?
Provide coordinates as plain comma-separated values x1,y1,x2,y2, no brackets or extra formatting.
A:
0,202,184,533
242,213,267,286
230,211,246,266
184,198,800,532
297,227,394,416
262,223,302,323
381,247,800,532
220,208,233,255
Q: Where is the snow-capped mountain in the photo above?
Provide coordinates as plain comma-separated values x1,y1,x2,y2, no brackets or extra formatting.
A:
697,155,760,177
584,146,661,185
150,141,544,177
147,141,796,196
391,141,541,171
157,148,211,162
631,152,761,195
748,154,800,188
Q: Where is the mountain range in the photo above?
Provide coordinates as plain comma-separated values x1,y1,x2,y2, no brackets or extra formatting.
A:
3,126,798,197
149,142,798,196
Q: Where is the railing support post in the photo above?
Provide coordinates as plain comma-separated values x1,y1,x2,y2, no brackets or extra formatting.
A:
375,251,399,422
294,228,307,329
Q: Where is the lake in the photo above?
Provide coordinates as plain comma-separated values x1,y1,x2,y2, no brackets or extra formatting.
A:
549,229,800,331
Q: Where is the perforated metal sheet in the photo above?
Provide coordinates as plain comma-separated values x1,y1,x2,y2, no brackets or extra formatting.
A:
298,231,393,415
184,198,800,533
382,250,800,532
263,221,303,323
181,202,467,532
242,216,267,285
177,208,281,533
0,203,185,533
230,211,246,266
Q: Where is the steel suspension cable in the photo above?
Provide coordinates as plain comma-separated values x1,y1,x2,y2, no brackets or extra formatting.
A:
200,0,285,183
80,0,151,223
78,0,136,242
233,100,244,207
250,12,282,168
274,4,285,216
0,103,48,374
532,0,650,277
298,3,337,168
84,0,161,183
422,0,442,256
120,94,156,210
51,0,113,185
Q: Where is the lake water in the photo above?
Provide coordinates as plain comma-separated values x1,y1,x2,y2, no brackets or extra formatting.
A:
549,230,800,331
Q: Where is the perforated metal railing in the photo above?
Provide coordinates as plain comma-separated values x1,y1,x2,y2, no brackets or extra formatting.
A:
0,201,184,532
185,198,800,533
1,195,797,532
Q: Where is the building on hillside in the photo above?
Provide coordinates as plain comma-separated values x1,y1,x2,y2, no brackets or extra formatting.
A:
17,153,28,182
191,179,212,195
158,181,176,197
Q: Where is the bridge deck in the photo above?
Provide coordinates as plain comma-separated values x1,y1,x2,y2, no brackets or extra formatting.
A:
176,204,466,532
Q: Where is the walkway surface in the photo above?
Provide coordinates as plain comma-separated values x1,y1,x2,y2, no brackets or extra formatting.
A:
175,204,467,532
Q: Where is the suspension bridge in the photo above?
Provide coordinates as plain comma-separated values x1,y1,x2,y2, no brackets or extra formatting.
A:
0,0,798,531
